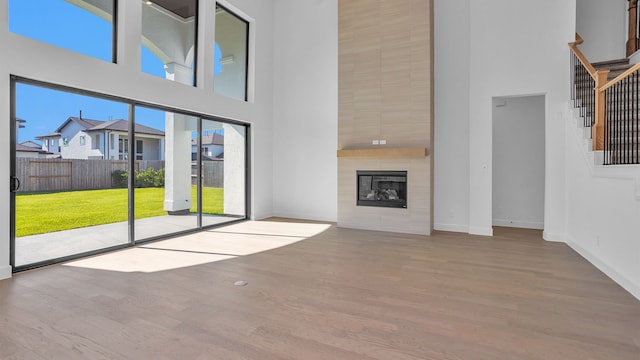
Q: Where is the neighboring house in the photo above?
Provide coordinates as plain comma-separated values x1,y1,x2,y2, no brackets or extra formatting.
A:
37,117,165,160
37,131,62,157
14,118,49,158
16,142,51,158
19,140,41,149
191,132,224,160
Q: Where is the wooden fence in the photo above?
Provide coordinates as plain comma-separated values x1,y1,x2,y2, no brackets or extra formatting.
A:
192,160,224,188
15,158,224,192
16,158,165,192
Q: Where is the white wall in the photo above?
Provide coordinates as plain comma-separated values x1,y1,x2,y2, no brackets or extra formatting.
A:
437,0,640,299
564,110,640,300
271,0,338,222
434,0,574,239
576,0,626,63
434,0,471,233
468,1,574,238
0,0,276,278
492,96,545,229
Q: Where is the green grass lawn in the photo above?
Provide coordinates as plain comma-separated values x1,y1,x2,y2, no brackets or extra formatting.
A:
16,187,224,237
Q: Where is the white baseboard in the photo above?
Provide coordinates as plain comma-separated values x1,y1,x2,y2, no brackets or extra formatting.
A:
433,223,469,233
251,211,274,221
542,231,566,243
469,226,493,236
0,265,12,281
492,219,543,229
566,237,640,302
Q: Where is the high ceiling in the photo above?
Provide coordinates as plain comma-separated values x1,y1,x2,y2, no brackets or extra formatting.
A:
151,0,196,19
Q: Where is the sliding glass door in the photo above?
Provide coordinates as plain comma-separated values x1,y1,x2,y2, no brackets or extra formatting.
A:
11,82,130,268
10,79,249,271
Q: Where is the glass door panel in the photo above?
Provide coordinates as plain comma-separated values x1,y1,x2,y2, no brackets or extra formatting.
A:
133,106,198,242
201,120,246,227
13,83,129,268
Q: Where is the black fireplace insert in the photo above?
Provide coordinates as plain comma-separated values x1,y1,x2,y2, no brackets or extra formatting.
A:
357,170,407,208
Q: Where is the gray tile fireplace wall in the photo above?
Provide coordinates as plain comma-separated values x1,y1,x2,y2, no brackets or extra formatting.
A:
337,0,433,235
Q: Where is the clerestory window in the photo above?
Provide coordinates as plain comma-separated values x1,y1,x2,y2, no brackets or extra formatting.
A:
8,0,117,63
214,4,249,101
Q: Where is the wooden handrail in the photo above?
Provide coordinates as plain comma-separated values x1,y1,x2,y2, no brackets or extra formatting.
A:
600,61,640,92
568,33,606,151
568,42,597,79
572,32,584,46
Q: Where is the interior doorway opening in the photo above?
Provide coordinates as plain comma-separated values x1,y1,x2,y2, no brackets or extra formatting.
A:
492,95,545,230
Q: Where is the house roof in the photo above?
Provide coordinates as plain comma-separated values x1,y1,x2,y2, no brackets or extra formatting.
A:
88,119,165,136
16,143,50,154
35,132,61,139
19,141,41,149
40,117,165,138
191,133,224,146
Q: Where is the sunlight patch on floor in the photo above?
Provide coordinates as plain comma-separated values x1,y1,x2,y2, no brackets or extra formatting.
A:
64,220,331,273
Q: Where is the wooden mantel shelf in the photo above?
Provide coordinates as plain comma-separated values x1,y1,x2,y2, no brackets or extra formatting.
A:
337,147,428,158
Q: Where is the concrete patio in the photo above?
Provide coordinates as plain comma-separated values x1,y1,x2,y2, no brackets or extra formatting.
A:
15,214,240,266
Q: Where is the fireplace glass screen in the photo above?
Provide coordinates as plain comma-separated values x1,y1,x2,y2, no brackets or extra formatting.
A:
357,171,407,208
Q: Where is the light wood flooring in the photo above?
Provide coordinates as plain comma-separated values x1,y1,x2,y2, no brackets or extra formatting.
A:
1,219,639,359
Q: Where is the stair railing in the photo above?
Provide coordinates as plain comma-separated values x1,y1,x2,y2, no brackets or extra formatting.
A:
569,33,640,165
600,62,640,164
569,34,609,148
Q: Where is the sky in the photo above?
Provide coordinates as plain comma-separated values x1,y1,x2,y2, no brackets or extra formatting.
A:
9,0,220,143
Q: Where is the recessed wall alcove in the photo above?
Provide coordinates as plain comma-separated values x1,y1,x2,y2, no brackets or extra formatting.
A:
337,0,434,235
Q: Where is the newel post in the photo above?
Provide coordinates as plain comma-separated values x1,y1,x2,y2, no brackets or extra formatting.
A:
628,0,639,56
593,70,609,151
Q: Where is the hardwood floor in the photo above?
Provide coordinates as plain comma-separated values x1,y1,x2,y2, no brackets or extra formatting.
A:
1,219,639,359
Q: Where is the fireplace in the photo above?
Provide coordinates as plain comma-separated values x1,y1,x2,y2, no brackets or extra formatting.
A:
357,171,407,208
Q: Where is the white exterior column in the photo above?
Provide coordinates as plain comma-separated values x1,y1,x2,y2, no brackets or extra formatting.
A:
164,62,194,214
223,123,245,216
164,62,193,83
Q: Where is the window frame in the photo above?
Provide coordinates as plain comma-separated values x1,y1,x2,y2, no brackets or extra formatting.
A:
214,3,250,102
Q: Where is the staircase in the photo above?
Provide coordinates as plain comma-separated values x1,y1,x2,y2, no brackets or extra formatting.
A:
572,57,640,165
593,58,632,77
